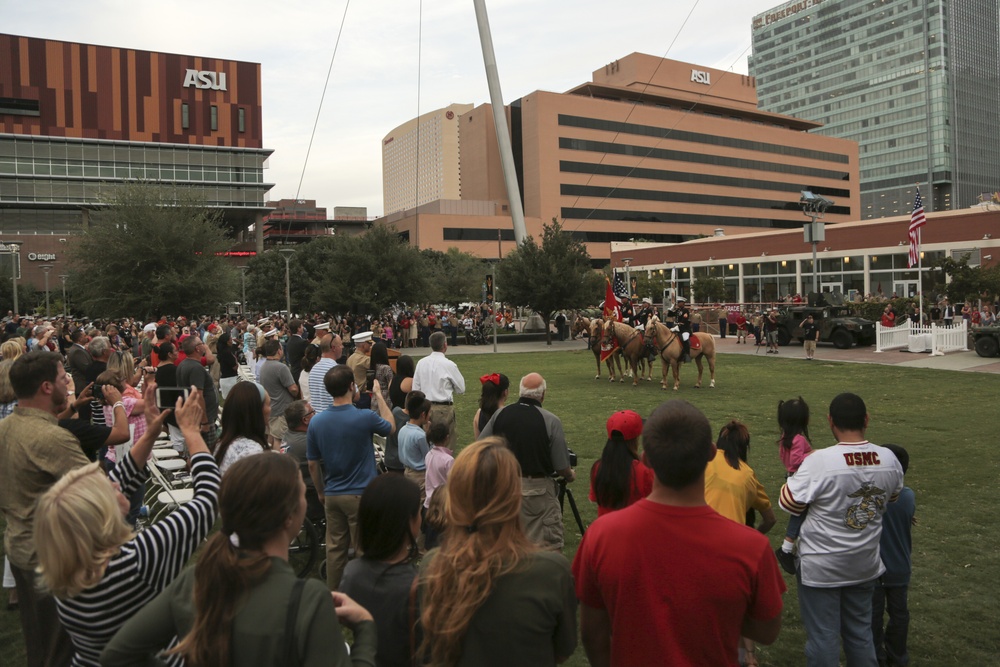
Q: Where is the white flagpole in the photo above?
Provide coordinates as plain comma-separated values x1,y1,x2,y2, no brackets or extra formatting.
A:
917,227,923,325
917,184,923,326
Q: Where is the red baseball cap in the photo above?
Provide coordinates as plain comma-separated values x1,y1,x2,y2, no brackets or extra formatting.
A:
606,410,643,441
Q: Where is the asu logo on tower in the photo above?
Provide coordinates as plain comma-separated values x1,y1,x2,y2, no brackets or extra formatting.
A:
182,69,228,91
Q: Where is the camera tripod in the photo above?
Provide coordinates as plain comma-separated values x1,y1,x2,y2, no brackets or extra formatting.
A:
556,477,587,536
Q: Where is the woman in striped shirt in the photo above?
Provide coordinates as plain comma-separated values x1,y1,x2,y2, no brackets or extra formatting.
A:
34,385,220,667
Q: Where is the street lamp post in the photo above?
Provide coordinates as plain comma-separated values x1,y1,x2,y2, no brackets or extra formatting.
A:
278,248,295,317
6,241,22,316
237,266,248,316
799,191,833,296
59,275,68,317
39,265,53,317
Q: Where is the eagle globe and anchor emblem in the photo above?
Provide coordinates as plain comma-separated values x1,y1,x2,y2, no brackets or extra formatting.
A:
843,482,887,531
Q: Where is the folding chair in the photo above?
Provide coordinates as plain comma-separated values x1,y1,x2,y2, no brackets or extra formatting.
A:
146,459,195,523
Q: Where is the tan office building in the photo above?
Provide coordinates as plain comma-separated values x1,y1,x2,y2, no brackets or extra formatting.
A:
381,103,472,216
377,53,860,264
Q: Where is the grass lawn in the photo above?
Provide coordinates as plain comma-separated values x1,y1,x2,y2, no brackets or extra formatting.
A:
3,349,998,665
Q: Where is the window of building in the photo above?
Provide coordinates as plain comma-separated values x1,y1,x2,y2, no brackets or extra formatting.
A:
238,108,246,133
0,97,40,117
181,103,190,130
211,106,218,131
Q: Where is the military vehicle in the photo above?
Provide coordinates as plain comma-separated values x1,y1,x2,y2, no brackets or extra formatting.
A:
970,325,1000,358
776,292,876,349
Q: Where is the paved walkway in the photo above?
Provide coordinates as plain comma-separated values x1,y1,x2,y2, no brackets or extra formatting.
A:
400,334,1000,374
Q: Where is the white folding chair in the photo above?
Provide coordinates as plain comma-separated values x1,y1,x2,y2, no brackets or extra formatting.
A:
150,448,179,460
146,459,194,522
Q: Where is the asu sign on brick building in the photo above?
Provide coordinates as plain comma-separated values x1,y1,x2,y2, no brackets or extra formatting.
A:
0,33,274,288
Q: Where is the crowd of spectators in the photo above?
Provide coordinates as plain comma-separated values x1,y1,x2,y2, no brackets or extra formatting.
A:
0,302,920,667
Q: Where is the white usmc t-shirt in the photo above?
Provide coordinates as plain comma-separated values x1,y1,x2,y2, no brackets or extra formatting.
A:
780,441,904,588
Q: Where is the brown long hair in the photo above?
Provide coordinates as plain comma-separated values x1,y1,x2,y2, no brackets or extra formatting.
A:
214,382,269,464
419,438,534,666
169,454,300,666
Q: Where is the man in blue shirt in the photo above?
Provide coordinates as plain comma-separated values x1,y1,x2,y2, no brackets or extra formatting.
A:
307,365,394,589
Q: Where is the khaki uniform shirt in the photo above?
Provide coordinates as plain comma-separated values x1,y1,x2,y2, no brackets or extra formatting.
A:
0,406,89,569
346,350,371,391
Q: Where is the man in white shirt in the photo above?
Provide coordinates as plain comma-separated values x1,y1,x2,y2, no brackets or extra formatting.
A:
307,334,343,413
779,392,903,667
412,331,465,448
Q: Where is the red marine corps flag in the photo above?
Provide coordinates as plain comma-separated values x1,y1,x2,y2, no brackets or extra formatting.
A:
601,278,622,362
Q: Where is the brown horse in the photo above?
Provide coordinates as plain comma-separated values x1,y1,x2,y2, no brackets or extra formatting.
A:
577,317,625,381
601,319,654,386
644,316,716,390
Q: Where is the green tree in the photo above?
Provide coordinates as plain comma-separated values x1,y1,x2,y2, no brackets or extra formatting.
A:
929,254,1000,302
243,250,288,315
691,276,726,304
68,183,237,319
497,219,604,344
310,225,429,313
422,248,489,306
0,277,41,317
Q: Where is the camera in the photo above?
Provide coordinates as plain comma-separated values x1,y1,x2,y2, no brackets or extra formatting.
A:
567,448,578,468
91,383,107,405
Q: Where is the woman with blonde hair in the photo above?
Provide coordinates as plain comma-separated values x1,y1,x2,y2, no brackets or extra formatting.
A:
1,338,25,361
33,387,218,667
418,438,577,666
0,358,17,418
106,349,144,389
102,447,376,666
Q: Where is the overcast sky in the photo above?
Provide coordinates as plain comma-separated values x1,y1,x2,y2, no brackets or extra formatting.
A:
5,0,787,217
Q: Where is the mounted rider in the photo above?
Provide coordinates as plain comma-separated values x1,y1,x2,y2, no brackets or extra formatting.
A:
667,297,692,362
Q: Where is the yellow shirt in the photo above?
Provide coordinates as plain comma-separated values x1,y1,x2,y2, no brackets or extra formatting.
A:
0,406,89,569
704,450,771,524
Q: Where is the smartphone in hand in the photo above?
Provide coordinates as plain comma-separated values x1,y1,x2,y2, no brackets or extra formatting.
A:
155,387,190,411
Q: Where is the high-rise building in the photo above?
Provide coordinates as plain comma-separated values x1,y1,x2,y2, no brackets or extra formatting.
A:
381,103,472,216
0,33,274,286
378,54,860,263
750,0,1000,219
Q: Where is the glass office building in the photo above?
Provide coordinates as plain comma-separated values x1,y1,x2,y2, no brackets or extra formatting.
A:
0,34,274,287
750,0,1000,218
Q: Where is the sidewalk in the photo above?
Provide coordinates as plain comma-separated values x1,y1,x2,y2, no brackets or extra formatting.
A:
399,334,1000,374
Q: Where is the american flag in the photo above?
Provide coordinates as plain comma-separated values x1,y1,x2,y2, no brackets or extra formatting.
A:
908,188,926,268
612,271,629,300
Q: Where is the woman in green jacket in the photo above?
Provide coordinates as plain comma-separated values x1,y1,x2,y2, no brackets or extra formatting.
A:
101,453,376,667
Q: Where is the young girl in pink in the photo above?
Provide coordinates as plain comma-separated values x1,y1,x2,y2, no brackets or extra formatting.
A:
775,396,812,572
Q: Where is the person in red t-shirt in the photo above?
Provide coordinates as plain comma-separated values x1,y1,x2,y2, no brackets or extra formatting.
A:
735,310,749,344
588,410,654,517
574,399,786,667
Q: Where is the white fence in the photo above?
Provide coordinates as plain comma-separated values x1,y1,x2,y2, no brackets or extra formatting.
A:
875,319,968,356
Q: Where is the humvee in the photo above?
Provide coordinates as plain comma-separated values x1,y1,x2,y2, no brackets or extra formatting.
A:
776,293,876,349
971,325,1000,358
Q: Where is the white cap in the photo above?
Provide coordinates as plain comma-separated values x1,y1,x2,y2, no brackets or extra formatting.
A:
143,322,157,334
352,331,373,344
257,317,270,325
264,329,278,338
314,322,331,331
